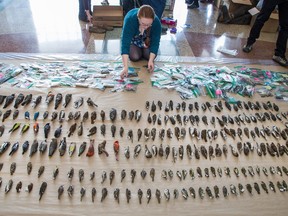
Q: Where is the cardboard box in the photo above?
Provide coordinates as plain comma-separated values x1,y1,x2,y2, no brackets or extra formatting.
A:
227,0,252,12
249,7,279,33
92,6,123,27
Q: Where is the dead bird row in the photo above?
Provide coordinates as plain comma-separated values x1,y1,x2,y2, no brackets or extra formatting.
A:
2,163,288,182
0,92,282,113
2,179,288,202
145,100,281,113
1,139,288,160
0,108,142,123
1,122,288,145
0,93,99,110
1,104,287,127
147,112,288,127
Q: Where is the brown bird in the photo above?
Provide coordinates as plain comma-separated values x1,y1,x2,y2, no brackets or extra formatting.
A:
86,139,95,157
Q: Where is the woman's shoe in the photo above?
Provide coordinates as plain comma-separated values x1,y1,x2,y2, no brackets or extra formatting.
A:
242,44,253,53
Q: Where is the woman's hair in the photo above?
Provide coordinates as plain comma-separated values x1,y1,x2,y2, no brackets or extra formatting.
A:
137,5,155,20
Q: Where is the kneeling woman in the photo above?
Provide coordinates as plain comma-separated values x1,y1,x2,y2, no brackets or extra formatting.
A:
120,5,161,79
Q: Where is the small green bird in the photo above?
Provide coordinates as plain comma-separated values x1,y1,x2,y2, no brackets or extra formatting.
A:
21,123,30,134
9,123,21,133
78,141,87,157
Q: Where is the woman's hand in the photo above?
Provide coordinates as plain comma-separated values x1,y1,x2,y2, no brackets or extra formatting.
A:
120,54,129,79
147,60,154,73
85,10,93,23
120,67,128,79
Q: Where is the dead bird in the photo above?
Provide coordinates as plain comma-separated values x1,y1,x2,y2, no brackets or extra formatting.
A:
54,125,62,138
101,188,108,202
137,128,142,141
73,111,81,120
100,110,105,122
2,109,11,122
5,179,13,194
147,188,152,204
3,94,15,108
68,142,76,157
89,111,97,124
39,181,47,201
86,139,95,157
141,169,147,179
121,109,127,120
119,126,124,137
67,167,74,181
61,94,72,108
79,169,85,182
50,110,59,121
29,139,39,157
150,168,155,181
58,185,64,200
78,141,87,157
12,109,19,120
156,189,161,203
86,97,98,107
53,166,59,180
131,169,136,183
164,189,170,201
77,122,83,136
133,144,141,158
27,162,32,175
48,138,57,157
68,123,77,137
111,125,116,137
44,123,51,139
57,110,65,123
114,188,120,203
0,141,11,154
21,93,32,106
0,95,6,105
113,140,119,161
127,129,133,142
54,93,63,109
100,124,106,136
38,165,45,178
136,188,143,204
87,126,97,136
9,141,19,156
135,110,142,121
10,162,16,175
121,169,126,182
21,123,30,134
145,145,152,159
32,95,42,108
74,97,84,108
98,141,109,157
45,91,54,106
124,146,130,159
67,185,74,198
101,171,107,184
0,124,5,137
126,188,131,203
26,183,33,193
91,187,96,202
109,108,117,122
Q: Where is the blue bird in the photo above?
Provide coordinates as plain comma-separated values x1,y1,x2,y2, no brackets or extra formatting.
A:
34,112,39,121
25,111,30,120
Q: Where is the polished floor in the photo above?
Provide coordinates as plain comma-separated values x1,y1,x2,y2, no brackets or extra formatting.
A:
0,0,285,66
